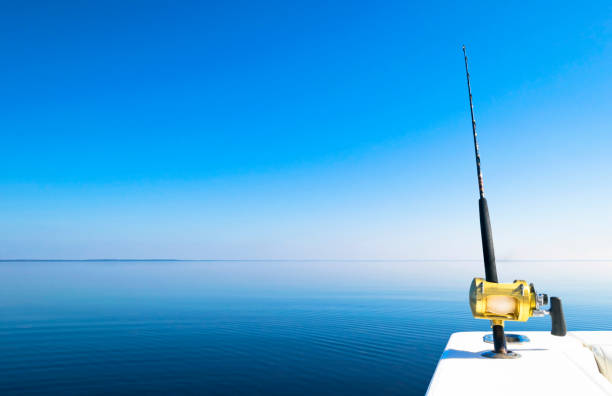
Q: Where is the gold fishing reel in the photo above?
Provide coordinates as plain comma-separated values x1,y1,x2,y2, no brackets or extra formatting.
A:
469,278,566,336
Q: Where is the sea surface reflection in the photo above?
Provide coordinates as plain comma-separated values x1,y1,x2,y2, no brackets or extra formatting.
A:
0,260,610,395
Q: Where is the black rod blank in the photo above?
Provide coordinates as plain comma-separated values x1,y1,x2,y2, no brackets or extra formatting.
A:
462,46,485,200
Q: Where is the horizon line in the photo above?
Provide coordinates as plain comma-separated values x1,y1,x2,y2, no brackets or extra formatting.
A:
1,258,611,263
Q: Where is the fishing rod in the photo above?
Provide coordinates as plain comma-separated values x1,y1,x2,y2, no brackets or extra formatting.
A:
461,46,566,358
462,45,506,355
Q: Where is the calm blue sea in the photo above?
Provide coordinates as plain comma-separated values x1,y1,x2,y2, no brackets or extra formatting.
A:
1,260,611,395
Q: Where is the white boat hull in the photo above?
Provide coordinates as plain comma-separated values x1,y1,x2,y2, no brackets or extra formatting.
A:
427,331,612,395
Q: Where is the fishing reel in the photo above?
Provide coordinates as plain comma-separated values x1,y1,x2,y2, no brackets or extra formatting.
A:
469,278,566,357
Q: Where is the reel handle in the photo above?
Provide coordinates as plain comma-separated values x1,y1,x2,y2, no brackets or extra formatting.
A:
550,297,567,336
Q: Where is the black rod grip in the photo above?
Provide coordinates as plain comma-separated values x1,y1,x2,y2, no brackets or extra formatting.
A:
550,297,567,336
492,324,508,354
478,197,498,283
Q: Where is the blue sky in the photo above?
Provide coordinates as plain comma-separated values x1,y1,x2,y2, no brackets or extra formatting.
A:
0,1,611,259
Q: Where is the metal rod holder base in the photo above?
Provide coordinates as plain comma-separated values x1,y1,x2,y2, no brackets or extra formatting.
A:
482,350,520,359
